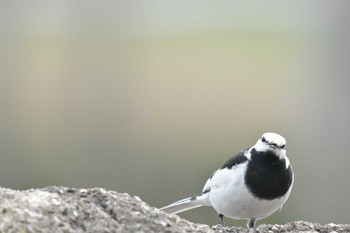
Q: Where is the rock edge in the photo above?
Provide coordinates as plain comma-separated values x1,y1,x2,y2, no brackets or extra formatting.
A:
0,186,348,233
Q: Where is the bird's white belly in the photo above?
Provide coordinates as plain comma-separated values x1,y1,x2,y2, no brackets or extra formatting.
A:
208,166,290,220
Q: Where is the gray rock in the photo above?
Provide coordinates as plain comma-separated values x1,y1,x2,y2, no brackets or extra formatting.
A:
213,221,350,233
0,186,348,233
0,186,211,233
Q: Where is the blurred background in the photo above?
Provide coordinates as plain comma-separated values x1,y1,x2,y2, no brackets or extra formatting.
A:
1,0,349,227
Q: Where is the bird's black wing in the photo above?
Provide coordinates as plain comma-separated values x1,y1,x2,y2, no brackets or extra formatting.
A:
220,149,249,169
202,149,249,193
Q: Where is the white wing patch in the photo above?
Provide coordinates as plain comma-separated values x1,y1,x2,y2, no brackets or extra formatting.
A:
202,161,248,193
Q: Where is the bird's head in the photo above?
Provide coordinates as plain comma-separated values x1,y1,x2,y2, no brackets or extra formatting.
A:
254,132,286,160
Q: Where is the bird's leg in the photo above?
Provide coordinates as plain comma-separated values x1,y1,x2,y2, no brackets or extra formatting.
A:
247,218,256,228
218,213,225,226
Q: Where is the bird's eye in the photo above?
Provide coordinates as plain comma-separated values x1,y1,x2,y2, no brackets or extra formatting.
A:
262,137,267,143
281,145,286,149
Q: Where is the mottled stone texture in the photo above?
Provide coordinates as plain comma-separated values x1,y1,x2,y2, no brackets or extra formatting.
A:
0,186,348,233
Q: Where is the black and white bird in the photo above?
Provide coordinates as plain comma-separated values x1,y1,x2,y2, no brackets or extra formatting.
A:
160,132,294,228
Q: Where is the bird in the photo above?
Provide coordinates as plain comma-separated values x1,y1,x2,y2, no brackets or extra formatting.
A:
160,132,294,228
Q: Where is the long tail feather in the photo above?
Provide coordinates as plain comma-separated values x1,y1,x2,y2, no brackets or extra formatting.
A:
160,192,210,214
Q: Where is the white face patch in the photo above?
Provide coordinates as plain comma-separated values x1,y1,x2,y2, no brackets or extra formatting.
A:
284,155,290,169
261,132,286,149
253,132,287,162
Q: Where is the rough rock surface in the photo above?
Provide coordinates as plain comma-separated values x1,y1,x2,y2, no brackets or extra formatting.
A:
0,186,211,233
213,221,350,233
0,186,348,233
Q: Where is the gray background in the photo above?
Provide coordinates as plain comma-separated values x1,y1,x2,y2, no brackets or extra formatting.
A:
1,1,349,227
